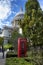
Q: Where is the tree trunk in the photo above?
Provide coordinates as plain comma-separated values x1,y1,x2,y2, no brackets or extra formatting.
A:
2,45,4,59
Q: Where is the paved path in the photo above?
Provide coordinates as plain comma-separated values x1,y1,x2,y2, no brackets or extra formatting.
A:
0,52,6,65
0,58,6,65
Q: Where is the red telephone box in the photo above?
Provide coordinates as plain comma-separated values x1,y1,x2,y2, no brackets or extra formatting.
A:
18,38,27,57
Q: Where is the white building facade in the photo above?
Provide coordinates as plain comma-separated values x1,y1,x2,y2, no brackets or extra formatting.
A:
12,8,24,34
0,8,24,44
0,26,13,44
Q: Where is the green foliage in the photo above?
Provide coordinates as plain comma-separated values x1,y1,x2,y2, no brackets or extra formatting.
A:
25,0,40,15
6,51,17,58
11,30,23,39
19,0,43,45
11,30,23,45
10,30,23,43
5,58,35,65
0,37,3,45
4,44,12,49
9,30,23,52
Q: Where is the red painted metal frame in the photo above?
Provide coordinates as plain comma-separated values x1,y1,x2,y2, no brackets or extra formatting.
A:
18,38,27,57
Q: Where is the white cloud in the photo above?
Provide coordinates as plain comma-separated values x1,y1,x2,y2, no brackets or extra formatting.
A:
10,0,17,2
14,4,18,7
38,0,43,10
0,0,11,20
0,20,5,28
4,21,11,26
12,11,17,14
3,22,9,26
21,0,27,2
2,21,12,28
41,5,43,10
0,20,10,28
0,21,3,28
0,0,12,28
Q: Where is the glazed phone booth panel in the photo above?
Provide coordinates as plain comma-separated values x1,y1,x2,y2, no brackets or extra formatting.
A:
18,38,27,57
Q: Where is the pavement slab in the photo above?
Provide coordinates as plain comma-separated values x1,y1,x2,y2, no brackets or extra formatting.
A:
0,52,6,65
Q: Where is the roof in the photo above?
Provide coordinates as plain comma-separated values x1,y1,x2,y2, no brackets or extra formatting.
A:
12,12,24,23
15,11,24,17
12,7,24,24
3,25,13,30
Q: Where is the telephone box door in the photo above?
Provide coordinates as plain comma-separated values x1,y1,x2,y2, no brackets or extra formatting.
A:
18,38,27,57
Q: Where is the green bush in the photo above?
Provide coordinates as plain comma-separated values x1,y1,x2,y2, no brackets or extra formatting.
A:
4,44,12,50
6,51,17,58
5,58,35,65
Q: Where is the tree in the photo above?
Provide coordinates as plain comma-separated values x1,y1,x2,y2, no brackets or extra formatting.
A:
0,37,4,58
19,0,43,46
9,29,23,52
0,37,3,46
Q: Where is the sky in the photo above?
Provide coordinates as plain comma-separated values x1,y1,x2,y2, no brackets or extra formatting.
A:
0,0,43,28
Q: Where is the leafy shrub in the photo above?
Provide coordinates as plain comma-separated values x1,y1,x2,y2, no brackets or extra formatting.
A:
5,57,34,65
6,51,17,58
4,44,12,50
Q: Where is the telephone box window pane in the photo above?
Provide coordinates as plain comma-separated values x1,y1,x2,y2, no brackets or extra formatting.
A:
21,42,24,49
